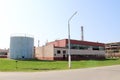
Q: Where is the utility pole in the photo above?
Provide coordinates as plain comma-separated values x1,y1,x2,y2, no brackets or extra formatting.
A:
68,11,77,69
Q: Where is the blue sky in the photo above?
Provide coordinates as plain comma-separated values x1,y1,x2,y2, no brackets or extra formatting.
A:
0,0,120,48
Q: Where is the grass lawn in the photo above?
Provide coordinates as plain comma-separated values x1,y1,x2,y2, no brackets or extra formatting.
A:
0,58,120,72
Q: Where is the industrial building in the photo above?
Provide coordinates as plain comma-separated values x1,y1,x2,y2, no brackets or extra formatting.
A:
35,39,105,60
105,42,120,58
0,49,8,58
9,35,34,59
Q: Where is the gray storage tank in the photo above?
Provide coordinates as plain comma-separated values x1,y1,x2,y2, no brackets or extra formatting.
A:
9,34,34,59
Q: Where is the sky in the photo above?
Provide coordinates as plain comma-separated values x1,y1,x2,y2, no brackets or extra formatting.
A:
0,0,120,49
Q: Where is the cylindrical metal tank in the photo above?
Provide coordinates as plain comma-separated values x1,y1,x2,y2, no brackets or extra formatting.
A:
9,35,34,59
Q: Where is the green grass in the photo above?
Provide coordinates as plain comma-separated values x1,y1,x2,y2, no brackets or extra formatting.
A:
0,58,120,72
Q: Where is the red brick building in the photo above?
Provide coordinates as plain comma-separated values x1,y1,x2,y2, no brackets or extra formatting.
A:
35,39,105,60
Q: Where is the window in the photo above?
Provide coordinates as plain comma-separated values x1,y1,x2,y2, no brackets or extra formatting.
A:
71,46,77,49
92,46,99,50
67,44,90,50
63,50,66,54
99,47,105,50
78,45,89,50
114,50,119,53
79,46,85,49
57,50,61,54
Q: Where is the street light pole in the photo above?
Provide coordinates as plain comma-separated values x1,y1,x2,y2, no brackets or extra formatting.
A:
68,11,77,69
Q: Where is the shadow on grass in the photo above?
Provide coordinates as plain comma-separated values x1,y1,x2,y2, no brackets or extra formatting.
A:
22,68,58,71
71,58,119,61
16,59,56,62
88,58,119,61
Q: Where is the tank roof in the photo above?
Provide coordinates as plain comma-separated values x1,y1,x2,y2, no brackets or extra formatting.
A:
11,33,34,38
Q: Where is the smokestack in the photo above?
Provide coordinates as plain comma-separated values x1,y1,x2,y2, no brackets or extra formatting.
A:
81,26,84,41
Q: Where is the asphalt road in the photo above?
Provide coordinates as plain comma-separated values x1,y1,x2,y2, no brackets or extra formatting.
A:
0,65,120,80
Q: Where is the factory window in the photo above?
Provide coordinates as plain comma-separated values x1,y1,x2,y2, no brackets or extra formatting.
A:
70,44,77,49
79,46,85,49
67,44,90,50
99,47,105,50
71,46,77,49
78,46,89,50
4,53,7,55
63,50,66,54
57,50,61,54
111,45,118,47
113,50,119,53
92,46,99,50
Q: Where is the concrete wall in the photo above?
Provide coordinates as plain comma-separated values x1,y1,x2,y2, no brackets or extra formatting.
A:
35,44,54,60
54,48,105,56
54,48,105,60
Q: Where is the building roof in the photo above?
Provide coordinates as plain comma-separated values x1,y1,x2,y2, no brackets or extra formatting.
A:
47,39,105,47
70,39,105,47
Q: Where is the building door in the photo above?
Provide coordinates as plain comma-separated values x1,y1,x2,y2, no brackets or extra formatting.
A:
63,50,66,60
63,54,65,60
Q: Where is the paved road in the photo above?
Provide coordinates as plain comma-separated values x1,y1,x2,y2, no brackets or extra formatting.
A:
0,65,120,80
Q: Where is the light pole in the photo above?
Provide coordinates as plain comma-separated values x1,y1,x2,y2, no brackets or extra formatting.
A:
68,11,77,69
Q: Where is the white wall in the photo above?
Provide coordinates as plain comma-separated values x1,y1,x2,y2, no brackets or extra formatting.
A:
54,48,105,57
35,44,54,60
